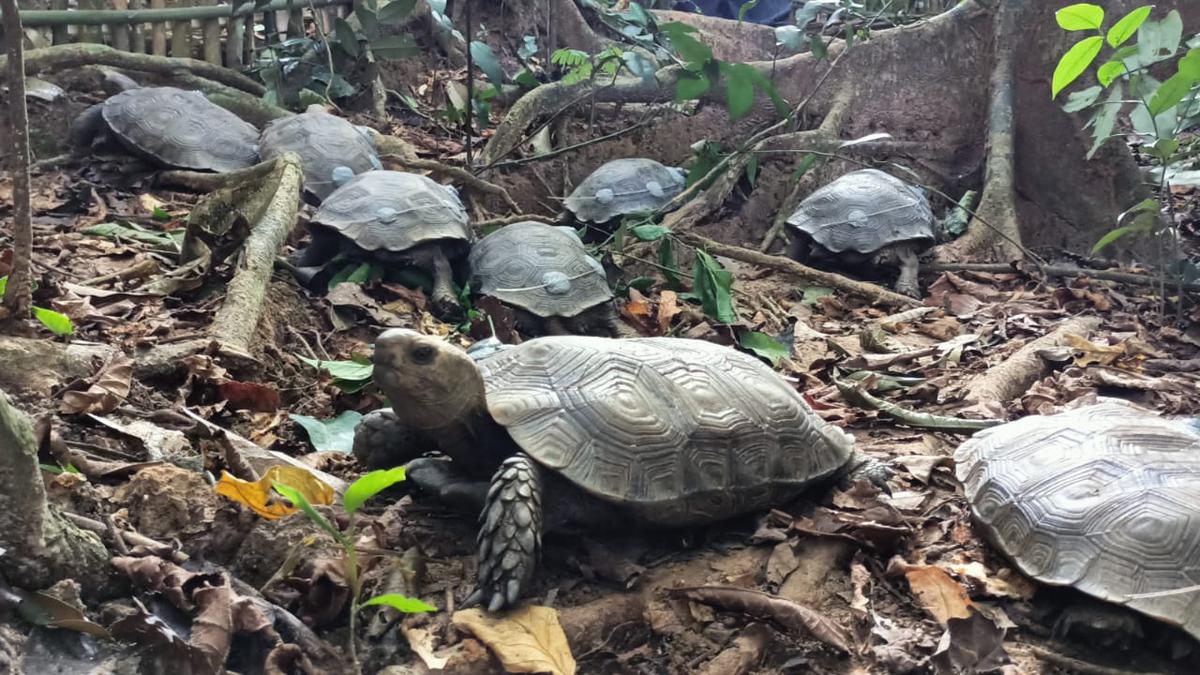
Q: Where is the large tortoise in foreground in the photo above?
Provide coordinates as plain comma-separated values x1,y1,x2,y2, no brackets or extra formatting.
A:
956,401,1200,643
364,330,885,610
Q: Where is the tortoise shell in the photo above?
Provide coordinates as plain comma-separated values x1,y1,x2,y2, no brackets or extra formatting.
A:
785,169,934,254
955,401,1200,641
478,336,856,526
563,158,687,223
468,221,613,318
311,171,471,253
101,87,259,172
258,105,381,200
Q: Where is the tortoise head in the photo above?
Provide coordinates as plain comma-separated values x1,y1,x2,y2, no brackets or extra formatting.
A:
372,329,487,430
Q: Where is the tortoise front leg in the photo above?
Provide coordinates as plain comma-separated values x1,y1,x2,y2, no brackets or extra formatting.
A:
465,454,543,611
352,409,429,469
428,247,461,319
892,243,922,298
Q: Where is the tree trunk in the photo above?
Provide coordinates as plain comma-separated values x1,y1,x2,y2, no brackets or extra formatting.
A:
1,0,34,326
478,0,1198,263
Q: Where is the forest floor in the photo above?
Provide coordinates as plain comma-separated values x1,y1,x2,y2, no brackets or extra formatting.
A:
2,57,1200,675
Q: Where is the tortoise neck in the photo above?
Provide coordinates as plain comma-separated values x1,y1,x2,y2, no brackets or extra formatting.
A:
430,410,513,477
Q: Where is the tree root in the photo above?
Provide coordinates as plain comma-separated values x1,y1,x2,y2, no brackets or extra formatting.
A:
834,379,1001,433
381,155,521,214
677,232,921,309
0,388,110,595
928,261,1200,293
962,315,1102,406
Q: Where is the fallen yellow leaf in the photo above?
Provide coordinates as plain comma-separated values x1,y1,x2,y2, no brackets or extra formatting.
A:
215,465,334,519
453,605,576,675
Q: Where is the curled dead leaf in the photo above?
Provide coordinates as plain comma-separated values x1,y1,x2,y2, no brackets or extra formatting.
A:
59,352,133,414
657,290,681,335
895,561,974,625
453,605,576,675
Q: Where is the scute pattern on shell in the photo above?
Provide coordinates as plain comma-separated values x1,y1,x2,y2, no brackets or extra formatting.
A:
259,107,379,200
563,158,687,223
469,221,613,318
102,87,259,172
478,336,855,526
786,169,934,254
955,401,1200,641
312,171,471,252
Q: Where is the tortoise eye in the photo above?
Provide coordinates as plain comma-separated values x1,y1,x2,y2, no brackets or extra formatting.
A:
410,345,435,364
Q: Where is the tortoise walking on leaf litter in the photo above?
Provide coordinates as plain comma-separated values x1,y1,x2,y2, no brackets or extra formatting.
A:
361,329,888,610
956,400,1200,645
468,221,619,336
294,171,473,317
562,158,687,232
70,86,260,173
258,104,382,202
784,169,935,297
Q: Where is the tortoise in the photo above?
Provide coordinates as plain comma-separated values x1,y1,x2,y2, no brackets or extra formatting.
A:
955,400,1200,643
362,329,886,610
562,158,687,229
296,171,472,317
468,221,618,337
784,169,934,297
258,104,382,202
69,86,259,172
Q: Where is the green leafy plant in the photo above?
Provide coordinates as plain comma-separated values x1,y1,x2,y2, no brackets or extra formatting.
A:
298,354,374,393
0,276,74,336
274,467,435,666
1050,4,1200,259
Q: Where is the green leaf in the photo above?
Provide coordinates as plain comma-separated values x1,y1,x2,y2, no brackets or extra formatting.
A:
517,34,538,62
737,0,759,23
151,206,171,222
470,41,505,89
273,482,344,543
658,237,681,289
378,0,417,26
732,62,790,119
358,5,378,38
1091,225,1140,252
746,154,759,187
1055,3,1105,31
1180,48,1200,80
775,25,804,51
1149,138,1180,163
290,410,363,454
345,262,372,285
372,35,418,59
298,355,374,382
809,34,828,60
625,276,655,293
31,307,74,336
1086,85,1124,158
718,62,754,120
801,285,835,305
0,276,9,299
1107,5,1151,47
1052,36,1104,98
360,593,437,613
620,51,657,83
1097,60,1126,87
692,249,735,324
1063,85,1102,112
513,69,540,89
1149,71,1193,116
334,18,360,58
793,152,819,179
738,330,788,367
658,22,712,66
631,224,670,241
550,48,588,67
675,71,711,101
83,221,183,249
343,467,407,517
1137,10,1183,66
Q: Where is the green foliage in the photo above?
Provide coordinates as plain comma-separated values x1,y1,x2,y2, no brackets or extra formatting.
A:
0,276,75,336
297,355,374,393
361,593,437,613
737,330,789,366
343,467,408,517
290,410,364,454
83,221,184,250
272,482,343,542
1050,4,1200,260
692,250,736,324
471,41,505,92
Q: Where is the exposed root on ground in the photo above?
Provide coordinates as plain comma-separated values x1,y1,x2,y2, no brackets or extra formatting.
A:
962,315,1102,408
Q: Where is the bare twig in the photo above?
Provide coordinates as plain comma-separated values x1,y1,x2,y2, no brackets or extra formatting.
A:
481,116,660,171
927,262,1200,293
381,155,522,214
835,379,1000,433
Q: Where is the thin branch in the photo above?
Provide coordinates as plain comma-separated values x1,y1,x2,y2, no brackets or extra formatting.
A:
380,155,521,213
480,116,659,171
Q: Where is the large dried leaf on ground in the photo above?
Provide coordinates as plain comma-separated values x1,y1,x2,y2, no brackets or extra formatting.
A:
59,352,132,414
898,562,974,625
453,606,576,675
930,610,1010,674
215,465,334,519
657,290,681,334
218,380,282,412
676,586,852,654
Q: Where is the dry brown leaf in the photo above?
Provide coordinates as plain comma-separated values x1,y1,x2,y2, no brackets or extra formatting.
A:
902,564,974,625
942,562,1035,600
453,606,576,675
625,287,651,316
60,353,133,414
657,290,681,335
403,626,450,670
676,586,852,654
1065,334,1125,367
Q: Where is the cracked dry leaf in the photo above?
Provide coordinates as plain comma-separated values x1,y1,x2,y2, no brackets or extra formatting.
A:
657,290,681,335
452,606,576,675
60,352,133,414
1065,333,1126,367
902,564,974,626
214,465,334,519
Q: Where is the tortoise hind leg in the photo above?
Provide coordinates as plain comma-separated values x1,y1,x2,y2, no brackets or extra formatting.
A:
465,454,543,611
891,243,922,298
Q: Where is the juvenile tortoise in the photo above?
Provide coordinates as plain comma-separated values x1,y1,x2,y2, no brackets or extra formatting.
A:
784,169,934,297
296,171,472,317
258,104,382,202
364,329,886,610
69,86,259,172
955,400,1200,644
562,158,687,230
468,221,618,336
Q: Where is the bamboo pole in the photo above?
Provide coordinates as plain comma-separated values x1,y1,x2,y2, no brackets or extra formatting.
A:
49,0,68,43
225,8,243,66
150,0,166,54
15,0,350,25
78,0,104,42
241,13,253,64
169,0,191,60
202,16,220,63
129,0,144,52
111,0,130,50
